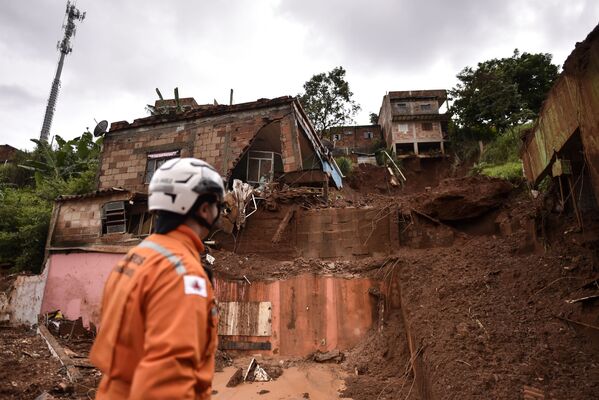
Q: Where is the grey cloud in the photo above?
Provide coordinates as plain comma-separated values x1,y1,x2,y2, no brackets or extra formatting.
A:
0,84,42,107
275,0,599,74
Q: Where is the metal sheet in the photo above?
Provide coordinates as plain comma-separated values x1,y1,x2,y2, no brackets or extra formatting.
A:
218,301,272,336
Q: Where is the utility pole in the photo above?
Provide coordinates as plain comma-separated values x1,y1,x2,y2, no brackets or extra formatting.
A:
39,1,85,142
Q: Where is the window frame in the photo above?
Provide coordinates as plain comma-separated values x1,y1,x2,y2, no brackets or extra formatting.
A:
421,122,434,131
144,150,180,184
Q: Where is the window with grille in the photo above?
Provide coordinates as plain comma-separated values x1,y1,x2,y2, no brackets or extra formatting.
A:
420,103,432,111
102,200,154,236
422,122,434,131
398,123,409,132
144,150,180,184
364,131,373,139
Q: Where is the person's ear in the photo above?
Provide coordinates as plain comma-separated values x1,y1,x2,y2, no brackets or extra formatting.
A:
196,201,209,219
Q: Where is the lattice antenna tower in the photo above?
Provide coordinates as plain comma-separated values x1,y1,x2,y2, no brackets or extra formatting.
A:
39,1,85,142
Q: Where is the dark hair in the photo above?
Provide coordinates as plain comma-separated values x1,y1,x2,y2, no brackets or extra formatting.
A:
154,193,219,234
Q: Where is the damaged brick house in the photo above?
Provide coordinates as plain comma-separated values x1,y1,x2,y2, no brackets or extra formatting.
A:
378,89,449,157
521,24,599,214
39,96,345,324
327,124,383,156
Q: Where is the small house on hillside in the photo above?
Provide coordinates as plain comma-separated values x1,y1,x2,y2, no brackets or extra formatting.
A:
328,124,383,156
378,90,449,157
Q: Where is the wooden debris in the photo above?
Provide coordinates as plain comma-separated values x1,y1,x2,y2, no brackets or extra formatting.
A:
37,324,81,382
523,385,545,399
554,315,599,331
566,294,599,304
271,206,297,244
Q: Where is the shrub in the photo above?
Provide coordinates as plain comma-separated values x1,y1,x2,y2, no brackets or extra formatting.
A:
336,156,353,177
0,188,51,273
479,161,523,182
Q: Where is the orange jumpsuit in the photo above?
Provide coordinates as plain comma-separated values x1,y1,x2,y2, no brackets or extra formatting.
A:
90,225,218,400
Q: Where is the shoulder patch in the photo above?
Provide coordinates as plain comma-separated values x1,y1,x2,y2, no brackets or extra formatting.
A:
183,275,208,297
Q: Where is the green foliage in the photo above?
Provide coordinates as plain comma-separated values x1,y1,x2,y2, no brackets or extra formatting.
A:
0,132,102,272
335,156,353,177
299,66,361,134
0,188,51,273
480,124,527,165
450,49,559,135
476,161,523,182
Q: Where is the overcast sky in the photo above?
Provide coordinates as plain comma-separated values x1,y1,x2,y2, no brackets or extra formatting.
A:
1,0,598,150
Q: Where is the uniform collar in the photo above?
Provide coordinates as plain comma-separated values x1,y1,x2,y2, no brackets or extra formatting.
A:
166,224,205,258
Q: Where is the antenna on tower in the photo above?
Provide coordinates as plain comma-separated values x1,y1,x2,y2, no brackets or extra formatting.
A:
39,1,85,143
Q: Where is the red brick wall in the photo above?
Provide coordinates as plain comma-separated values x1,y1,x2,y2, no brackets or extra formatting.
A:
98,104,302,192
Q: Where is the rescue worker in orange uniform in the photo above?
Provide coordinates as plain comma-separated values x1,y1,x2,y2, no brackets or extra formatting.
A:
90,158,224,399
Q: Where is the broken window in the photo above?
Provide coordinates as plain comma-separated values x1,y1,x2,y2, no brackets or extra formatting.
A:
422,122,434,131
144,150,180,184
247,151,281,185
364,131,373,139
102,200,154,236
420,103,432,111
333,134,341,141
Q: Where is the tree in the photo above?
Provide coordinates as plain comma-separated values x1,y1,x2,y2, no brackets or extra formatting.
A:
449,49,559,137
369,112,379,124
21,131,102,200
298,66,360,134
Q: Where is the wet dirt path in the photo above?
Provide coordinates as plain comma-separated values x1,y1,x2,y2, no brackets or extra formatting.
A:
213,364,350,400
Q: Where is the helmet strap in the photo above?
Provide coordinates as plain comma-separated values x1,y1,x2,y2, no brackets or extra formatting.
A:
191,203,221,231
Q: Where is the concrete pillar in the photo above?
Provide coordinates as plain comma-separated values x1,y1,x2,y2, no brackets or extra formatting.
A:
413,142,419,155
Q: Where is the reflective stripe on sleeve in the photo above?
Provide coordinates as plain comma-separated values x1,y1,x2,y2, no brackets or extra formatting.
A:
138,240,187,276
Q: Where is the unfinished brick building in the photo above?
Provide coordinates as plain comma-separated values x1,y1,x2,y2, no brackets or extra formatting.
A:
378,90,449,157
49,96,342,246
328,124,383,156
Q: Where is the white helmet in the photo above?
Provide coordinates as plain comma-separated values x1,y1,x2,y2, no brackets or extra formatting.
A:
149,158,225,215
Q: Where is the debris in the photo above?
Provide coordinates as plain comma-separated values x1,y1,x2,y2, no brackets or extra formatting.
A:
258,389,270,395
53,380,74,394
34,392,58,400
554,315,599,331
303,393,311,398
523,385,545,399
272,205,298,244
37,324,81,382
244,357,271,382
243,275,252,285
226,367,244,387
312,349,344,363
565,294,599,304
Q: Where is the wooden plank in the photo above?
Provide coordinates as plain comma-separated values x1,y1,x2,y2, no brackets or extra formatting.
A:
218,302,272,336
272,206,297,244
37,325,81,382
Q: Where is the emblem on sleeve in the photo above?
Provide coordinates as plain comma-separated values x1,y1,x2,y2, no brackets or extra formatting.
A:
184,275,208,297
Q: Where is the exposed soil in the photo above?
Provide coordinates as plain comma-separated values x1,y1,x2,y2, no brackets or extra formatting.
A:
0,325,69,400
343,314,417,400
383,220,599,399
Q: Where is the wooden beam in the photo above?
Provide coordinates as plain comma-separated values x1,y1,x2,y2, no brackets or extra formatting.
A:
38,324,81,382
272,206,297,244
